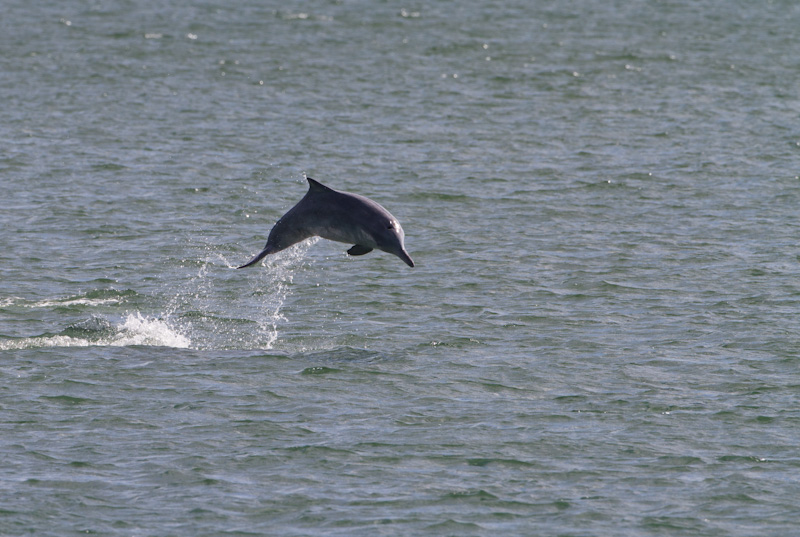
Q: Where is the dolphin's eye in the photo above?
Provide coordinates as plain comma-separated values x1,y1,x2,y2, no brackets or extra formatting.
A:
386,222,394,230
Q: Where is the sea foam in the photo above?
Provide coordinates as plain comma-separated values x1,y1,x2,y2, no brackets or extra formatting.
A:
0,312,190,350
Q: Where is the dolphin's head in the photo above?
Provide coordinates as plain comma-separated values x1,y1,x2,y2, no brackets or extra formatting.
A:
375,218,414,268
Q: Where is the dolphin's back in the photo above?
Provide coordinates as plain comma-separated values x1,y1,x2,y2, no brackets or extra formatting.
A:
301,188,380,247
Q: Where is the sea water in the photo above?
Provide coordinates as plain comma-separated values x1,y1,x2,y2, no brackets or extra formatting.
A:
2,1,800,535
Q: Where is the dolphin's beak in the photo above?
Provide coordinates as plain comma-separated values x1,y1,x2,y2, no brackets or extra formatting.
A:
398,249,414,268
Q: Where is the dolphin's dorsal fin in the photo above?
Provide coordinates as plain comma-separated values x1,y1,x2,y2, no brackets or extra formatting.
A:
306,177,335,194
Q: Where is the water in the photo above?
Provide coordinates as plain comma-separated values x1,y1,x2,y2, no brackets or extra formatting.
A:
2,0,800,534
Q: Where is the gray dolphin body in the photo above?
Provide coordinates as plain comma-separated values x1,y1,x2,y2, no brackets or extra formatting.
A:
238,178,414,269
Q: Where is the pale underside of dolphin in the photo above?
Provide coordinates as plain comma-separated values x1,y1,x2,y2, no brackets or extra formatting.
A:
238,177,414,269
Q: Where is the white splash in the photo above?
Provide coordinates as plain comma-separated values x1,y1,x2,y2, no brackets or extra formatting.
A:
111,312,191,348
250,238,318,349
1,236,313,352
163,239,316,350
0,312,190,350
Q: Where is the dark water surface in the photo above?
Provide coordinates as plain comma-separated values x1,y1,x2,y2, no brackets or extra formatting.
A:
2,1,800,535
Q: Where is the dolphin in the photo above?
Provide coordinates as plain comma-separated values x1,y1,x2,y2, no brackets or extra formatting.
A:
238,177,414,269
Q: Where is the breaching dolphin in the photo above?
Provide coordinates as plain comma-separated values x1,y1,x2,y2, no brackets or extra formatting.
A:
238,177,414,269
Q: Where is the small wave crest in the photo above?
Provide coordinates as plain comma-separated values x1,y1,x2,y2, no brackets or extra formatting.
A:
0,289,136,310
0,313,190,350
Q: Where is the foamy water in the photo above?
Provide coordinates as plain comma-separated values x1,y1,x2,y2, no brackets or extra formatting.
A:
2,295,128,309
0,312,190,350
0,239,320,353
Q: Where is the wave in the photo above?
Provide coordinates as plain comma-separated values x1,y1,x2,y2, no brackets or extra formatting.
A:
1,241,315,351
0,312,190,350
0,289,136,310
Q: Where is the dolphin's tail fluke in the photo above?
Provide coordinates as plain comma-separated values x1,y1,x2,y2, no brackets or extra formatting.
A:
237,246,273,269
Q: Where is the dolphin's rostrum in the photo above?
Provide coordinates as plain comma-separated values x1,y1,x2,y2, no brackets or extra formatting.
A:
238,177,414,269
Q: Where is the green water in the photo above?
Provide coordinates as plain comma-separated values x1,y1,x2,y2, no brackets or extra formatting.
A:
2,1,800,535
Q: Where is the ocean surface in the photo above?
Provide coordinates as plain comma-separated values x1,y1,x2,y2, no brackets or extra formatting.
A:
2,0,800,535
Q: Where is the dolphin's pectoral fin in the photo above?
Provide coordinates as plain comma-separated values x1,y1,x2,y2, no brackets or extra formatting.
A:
347,244,373,256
